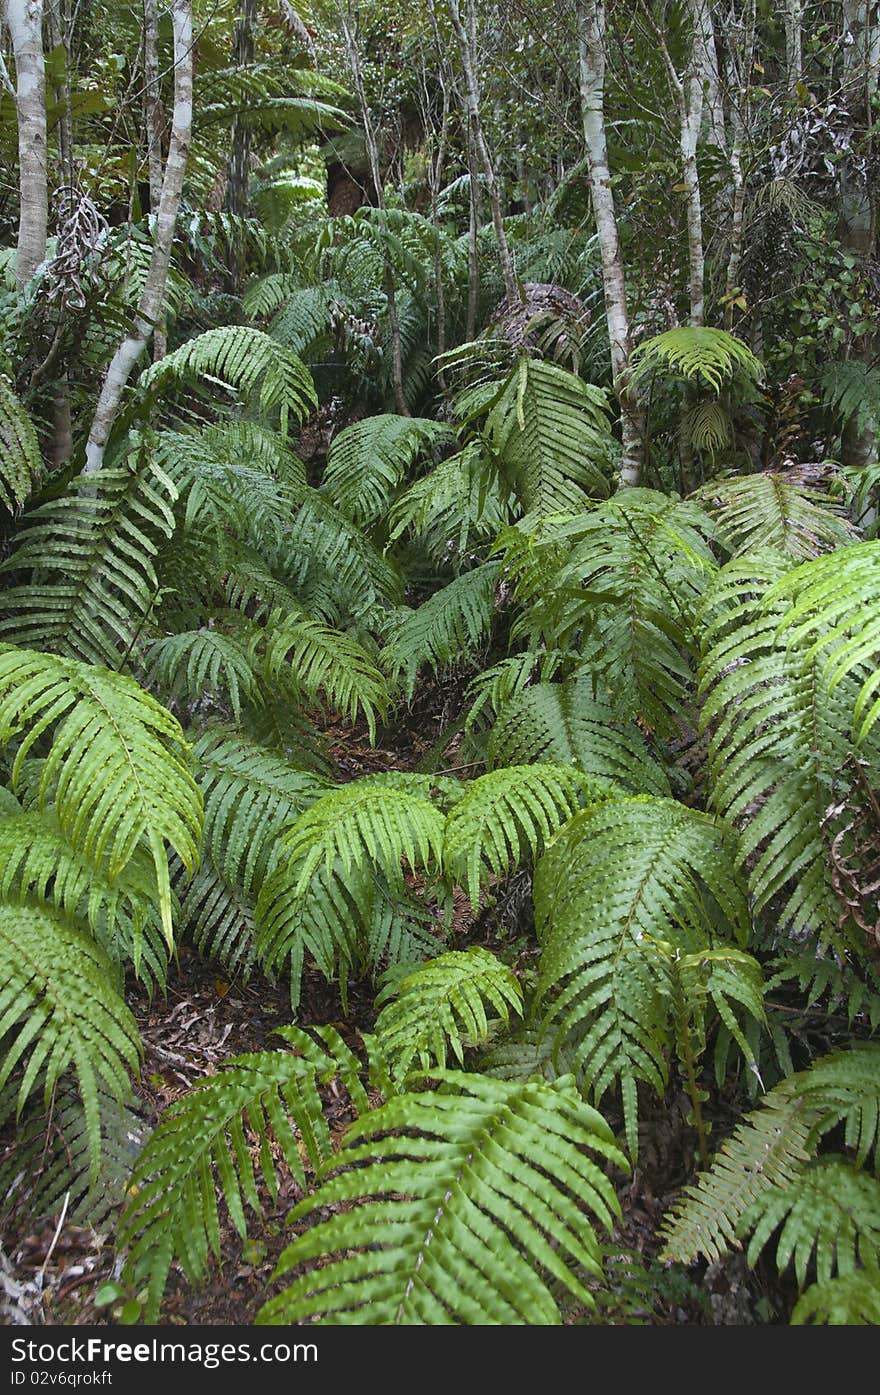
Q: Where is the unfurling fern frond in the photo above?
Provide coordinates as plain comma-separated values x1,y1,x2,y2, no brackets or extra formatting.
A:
140,327,317,433
485,357,613,515
443,761,598,910
0,645,202,944
534,796,749,1156
261,611,389,742
660,1043,880,1266
741,1158,880,1286
0,378,41,513
322,415,453,527
792,1273,880,1325
487,680,671,795
631,327,764,393
0,903,140,1183
258,1072,626,1325
0,456,177,668
374,949,523,1081
119,1027,351,1322
694,470,855,560
768,540,880,741
381,563,499,700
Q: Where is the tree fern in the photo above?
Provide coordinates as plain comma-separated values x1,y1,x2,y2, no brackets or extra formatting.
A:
258,1072,626,1325
140,326,317,434
322,415,453,527
631,327,764,393
0,645,202,944
381,562,499,700
0,903,140,1183
119,1027,353,1322
0,454,177,668
694,470,855,560
443,761,598,910
768,540,880,741
373,949,523,1081
486,679,671,795
0,377,40,514
533,796,750,1155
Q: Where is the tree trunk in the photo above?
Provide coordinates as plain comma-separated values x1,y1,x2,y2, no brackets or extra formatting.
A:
5,0,48,290
446,0,519,303
143,0,164,213
785,0,803,92
84,0,193,473
576,0,644,487
225,0,256,218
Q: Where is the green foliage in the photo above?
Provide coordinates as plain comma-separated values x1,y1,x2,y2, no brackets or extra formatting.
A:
534,795,751,1156
259,1072,626,1325
0,645,202,945
792,1273,880,1325
119,1027,356,1322
631,327,764,393
322,414,453,527
694,471,855,561
0,903,140,1184
374,949,523,1081
819,360,880,436
742,1158,880,1286
0,378,40,513
260,610,389,742
381,562,499,699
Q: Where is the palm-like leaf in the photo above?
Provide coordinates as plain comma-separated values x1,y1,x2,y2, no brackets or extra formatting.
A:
631,327,764,393
0,378,41,513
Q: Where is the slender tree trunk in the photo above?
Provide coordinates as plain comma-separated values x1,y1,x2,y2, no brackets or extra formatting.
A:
576,0,644,486
466,124,481,340
724,0,754,329
446,0,519,302
225,0,256,217
337,2,409,415
84,0,192,473
143,0,164,213
785,0,803,92
5,0,48,290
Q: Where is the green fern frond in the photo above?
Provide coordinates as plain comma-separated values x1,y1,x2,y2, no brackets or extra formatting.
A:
288,489,403,617
768,540,880,741
194,726,330,897
381,562,499,701
177,859,256,978
443,761,598,910
141,327,317,433
486,357,612,515
819,360,880,435
631,327,764,393
0,645,202,945
374,949,523,1080
487,680,671,795
242,271,304,320
741,1157,880,1286
0,455,177,668
259,1072,626,1325
0,903,140,1184
386,444,510,561
694,471,855,560
119,1029,343,1322
147,629,258,720
684,399,731,455
260,611,389,742
534,796,749,1156
0,377,41,513
323,415,453,527
792,1272,880,1325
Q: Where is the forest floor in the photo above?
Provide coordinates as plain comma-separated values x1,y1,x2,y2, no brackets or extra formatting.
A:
0,681,789,1328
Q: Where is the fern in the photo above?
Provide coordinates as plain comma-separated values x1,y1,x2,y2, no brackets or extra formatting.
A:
768,540,880,741
374,949,523,1081
0,903,140,1184
534,795,750,1156
260,610,389,742
119,1027,353,1322
0,645,203,944
741,1157,880,1286
443,761,598,910
147,629,258,720
0,454,177,668
141,326,317,434
381,562,499,700
486,679,671,795
386,444,510,562
0,377,40,513
631,327,764,393
819,359,880,436
694,471,855,561
322,415,453,527
792,1273,880,1325
259,1072,626,1325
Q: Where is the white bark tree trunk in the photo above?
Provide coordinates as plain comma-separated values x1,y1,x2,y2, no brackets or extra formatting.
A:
5,0,47,290
84,0,192,473
785,0,804,92
577,0,644,486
